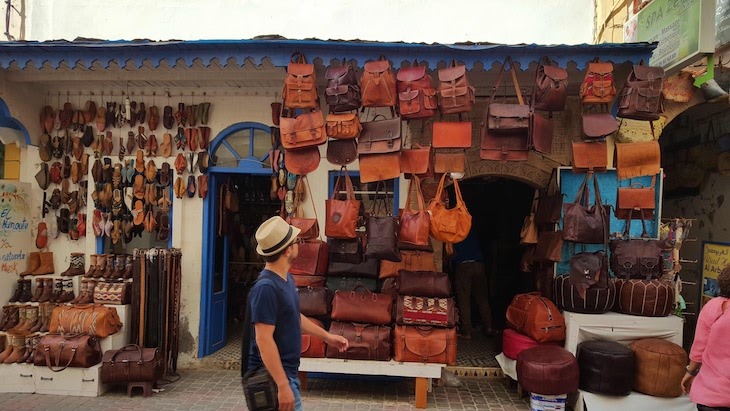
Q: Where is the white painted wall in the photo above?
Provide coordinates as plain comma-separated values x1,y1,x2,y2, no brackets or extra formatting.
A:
23,0,594,45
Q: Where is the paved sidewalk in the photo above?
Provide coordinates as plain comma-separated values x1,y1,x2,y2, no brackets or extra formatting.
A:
0,369,530,410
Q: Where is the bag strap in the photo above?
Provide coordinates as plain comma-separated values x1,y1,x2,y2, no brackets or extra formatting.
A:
591,172,609,252
241,276,281,379
433,173,448,205
490,57,525,106
452,175,466,209
290,52,306,64
573,173,590,205
44,343,78,372
331,166,355,201
405,175,426,212
370,180,391,216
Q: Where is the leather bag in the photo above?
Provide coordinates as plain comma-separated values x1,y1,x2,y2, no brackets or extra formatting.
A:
93,281,131,305
284,146,320,175
480,129,529,161
290,240,329,276
380,250,436,279
328,238,363,264
358,115,402,154
487,58,530,134
49,304,122,338
583,112,618,139
396,64,437,120
615,140,660,180
563,172,609,244
400,146,432,179
433,121,471,148
532,57,568,112
395,296,457,327
580,60,617,104
433,152,466,175
288,178,321,240
326,139,358,166
530,112,553,154
554,274,616,314
534,230,564,262
535,169,562,225
301,318,326,358
615,177,656,220
283,53,318,109
505,292,566,343
327,321,391,361
298,286,329,317
361,56,397,108
396,270,451,298
326,276,377,292
101,344,164,383
279,110,326,150
618,63,665,121
325,167,360,239
427,174,472,245
359,152,401,183
34,333,102,371
364,182,400,261
569,250,610,301
614,279,674,317
326,113,361,139
609,218,663,280
327,258,379,279
331,286,393,325
437,61,475,115
572,141,608,173
398,176,431,251
520,191,538,245
394,325,456,365
325,60,361,113
293,275,325,287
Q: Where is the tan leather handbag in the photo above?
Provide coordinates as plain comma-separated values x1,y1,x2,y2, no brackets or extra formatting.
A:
324,167,361,239
49,304,123,338
326,113,361,139
361,56,397,108
427,174,472,247
572,141,608,173
379,251,436,279
520,190,538,245
398,176,431,251
400,145,432,179
394,325,456,365
433,122,471,148
279,110,327,150
433,152,466,175
283,53,318,109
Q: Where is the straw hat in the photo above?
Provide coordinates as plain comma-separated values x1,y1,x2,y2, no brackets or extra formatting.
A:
255,216,301,257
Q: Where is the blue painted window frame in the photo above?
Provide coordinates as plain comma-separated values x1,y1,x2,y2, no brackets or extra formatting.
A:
207,122,272,175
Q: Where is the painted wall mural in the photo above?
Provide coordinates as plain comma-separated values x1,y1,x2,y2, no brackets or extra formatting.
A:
0,181,32,275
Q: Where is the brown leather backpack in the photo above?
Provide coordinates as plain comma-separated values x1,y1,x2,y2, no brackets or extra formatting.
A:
397,64,437,120
361,56,397,108
283,53,318,109
618,62,664,121
506,292,565,343
532,57,568,112
437,61,475,115
325,60,361,113
580,59,616,105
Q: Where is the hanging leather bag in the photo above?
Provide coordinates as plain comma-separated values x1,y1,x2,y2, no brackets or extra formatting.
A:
379,251,436,279
358,114,402,154
615,177,656,220
396,63,437,120
364,182,401,262
572,141,608,173
535,169,563,225
396,296,457,327
580,59,617,104
35,333,102,371
437,61,475,115
325,167,361,239
290,240,329,276
433,122,472,148
427,173,472,245
618,62,665,121
569,250,610,300
505,292,565,343
301,318,326,358
298,286,329,317
433,152,466,176
326,139,358,166
326,321,392,361
284,146,320,175
331,286,393,325
360,56,397,108
328,238,363,264
359,152,401,183
583,112,618,140
279,110,327,150
325,60,361,113
396,270,451,298
101,344,164,383
287,176,320,240
563,172,609,244
326,113,362,139
400,145,432,179
283,52,318,109
398,176,431,251
532,57,568,112
520,190,539,245
487,57,530,134
394,325,457,365
49,304,122,338
609,216,663,280
615,140,661,180
327,258,379,279
530,111,554,155
534,230,564,262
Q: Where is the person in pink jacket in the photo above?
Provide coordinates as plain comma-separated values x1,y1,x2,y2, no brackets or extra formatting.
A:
682,265,730,411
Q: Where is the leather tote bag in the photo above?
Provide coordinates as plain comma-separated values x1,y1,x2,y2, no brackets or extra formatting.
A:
572,141,608,173
437,61,475,115
433,121,471,148
520,190,539,245
609,217,663,280
535,169,563,225
615,176,656,220
35,334,102,371
379,250,436,279
360,56,397,108
505,292,565,343
298,286,329,317
427,173,472,245
394,325,457,365
327,258,379,279
534,230,564,263
328,238,363,264
618,62,665,121
325,59,361,113
532,57,568,112
325,167,360,239
563,172,609,244
331,286,394,325
101,344,164,383
396,63,437,120
398,176,431,251
283,52,318,109
580,59,617,105
326,139,358,166
487,57,530,135
396,270,451,298
395,296,457,327
530,111,554,155
364,182,401,262
400,145,432,179
326,322,391,361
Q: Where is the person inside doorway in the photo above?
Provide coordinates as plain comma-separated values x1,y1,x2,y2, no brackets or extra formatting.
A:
246,216,348,411
452,227,496,339
682,264,730,411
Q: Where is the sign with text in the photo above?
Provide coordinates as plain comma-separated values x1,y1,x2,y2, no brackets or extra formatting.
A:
0,181,32,276
701,241,730,306
717,0,730,50
625,0,716,73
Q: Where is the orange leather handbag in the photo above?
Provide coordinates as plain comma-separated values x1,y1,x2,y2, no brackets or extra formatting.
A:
379,250,436,279
359,153,401,183
283,53,318,109
394,325,457,365
433,152,466,175
400,145,432,179
572,141,607,173
279,110,327,150
325,167,361,239
426,174,472,246
398,176,431,251
433,121,471,148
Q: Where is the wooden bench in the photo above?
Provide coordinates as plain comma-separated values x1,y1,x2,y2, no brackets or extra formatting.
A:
298,358,443,409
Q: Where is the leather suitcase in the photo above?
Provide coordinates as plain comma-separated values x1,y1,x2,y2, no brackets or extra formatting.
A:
301,318,326,358
553,275,616,314
630,338,687,398
101,344,164,383
517,345,579,396
577,341,634,396
395,295,457,327
502,328,559,361
326,321,391,361
298,286,329,317
393,325,457,365
614,279,674,317
331,288,393,325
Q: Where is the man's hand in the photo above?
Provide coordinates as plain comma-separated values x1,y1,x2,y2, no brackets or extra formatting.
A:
681,373,694,394
326,333,349,352
277,381,295,411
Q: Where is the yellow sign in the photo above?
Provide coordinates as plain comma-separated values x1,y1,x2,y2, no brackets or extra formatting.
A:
701,241,730,305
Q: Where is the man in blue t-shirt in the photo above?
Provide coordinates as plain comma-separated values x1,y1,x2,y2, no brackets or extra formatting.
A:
247,216,348,411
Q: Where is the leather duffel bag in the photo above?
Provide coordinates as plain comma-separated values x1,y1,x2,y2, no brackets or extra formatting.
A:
553,275,615,314
395,295,457,327
506,292,565,343
614,279,674,317
396,270,451,298
101,344,164,384
298,286,329,317
49,304,122,338
35,333,102,371
301,318,326,358
331,286,393,325
328,238,363,264
325,276,377,292
393,325,456,365
326,321,391,361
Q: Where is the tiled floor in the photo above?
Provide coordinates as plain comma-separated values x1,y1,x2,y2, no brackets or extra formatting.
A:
0,369,530,410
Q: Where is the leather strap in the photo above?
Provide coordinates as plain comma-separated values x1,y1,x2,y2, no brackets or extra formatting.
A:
331,166,356,201
489,57,525,106
405,175,426,212
44,344,77,372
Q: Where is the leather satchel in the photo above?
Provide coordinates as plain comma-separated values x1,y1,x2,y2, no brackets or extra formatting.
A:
480,129,529,161
284,146,320,175
35,333,102,371
279,110,326,150
298,286,329,317
534,230,564,262
532,57,568,112
396,270,451,298
572,141,608,173
290,240,328,276
326,321,392,361
301,318,326,358
283,53,318,109
487,58,530,134
361,56,397,108
326,276,377,292
326,139,357,166
93,281,131,305
325,60,361,113
396,64,437,120
505,292,565,343
427,174,472,245
328,238,363,264
396,296,457,327
49,304,122,338
609,218,663,280
331,286,393,325
580,60,617,104
327,258,379,279
563,172,609,244
569,251,610,299
583,112,618,139
398,176,431,251
326,113,361,139
535,169,562,225
437,61,475,115
380,250,436,279
433,153,466,176
364,182,400,261
400,146,432,179
618,62,665,121
394,325,456,365
358,115,402,155
325,167,360,239
615,140,660,180
433,122,471,148
359,152,401,183
101,344,164,384
616,177,656,220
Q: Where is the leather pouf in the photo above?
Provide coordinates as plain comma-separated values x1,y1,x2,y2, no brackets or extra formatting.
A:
502,329,560,360
577,341,635,396
517,345,579,395
630,338,687,397
553,275,616,314
614,279,674,317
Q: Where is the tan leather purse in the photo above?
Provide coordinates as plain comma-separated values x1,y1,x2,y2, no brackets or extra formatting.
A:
326,113,361,139
433,152,466,175
398,176,431,251
379,250,436,279
280,110,327,150
359,153,401,183
433,122,471,148
572,141,608,173
400,145,432,179
615,140,660,179
427,174,472,247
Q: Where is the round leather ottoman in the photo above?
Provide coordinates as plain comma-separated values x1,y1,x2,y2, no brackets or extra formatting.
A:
517,345,579,395
503,329,560,360
630,338,687,397
614,279,674,317
553,275,616,314
577,341,634,396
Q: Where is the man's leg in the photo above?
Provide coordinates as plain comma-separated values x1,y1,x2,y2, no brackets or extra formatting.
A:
471,262,494,332
289,376,303,411
455,262,474,337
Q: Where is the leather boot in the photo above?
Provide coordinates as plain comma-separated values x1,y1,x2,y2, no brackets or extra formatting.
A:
29,305,43,333
57,280,74,303
85,254,98,278
15,305,37,333
18,280,32,303
103,254,116,279
30,252,55,275
3,335,26,364
25,334,41,364
8,305,27,333
93,254,107,278
113,255,126,279
0,335,15,362
38,279,54,303
17,334,36,363
19,252,40,275
61,253,85,276
123,254,134,279
69,280,87,304
30,278,45,302
40,303,54,333
78,281,96,304
8,280,23,303
1,305,19,331
0,306,10,330
49,280,63,303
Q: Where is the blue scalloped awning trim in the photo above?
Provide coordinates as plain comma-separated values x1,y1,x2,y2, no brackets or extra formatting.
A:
0,39,657,71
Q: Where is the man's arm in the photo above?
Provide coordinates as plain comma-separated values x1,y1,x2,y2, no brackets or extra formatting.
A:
301,314,349,351
254,323,289,387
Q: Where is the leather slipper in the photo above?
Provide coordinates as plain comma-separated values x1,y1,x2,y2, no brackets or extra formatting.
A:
72,136,83,160
188,128,198,151
68,191,78,213
95,106,107,132
148,106,160,131
35,162,50,190
146,183,158,205
92,159,103,183
81,125,94,147
189,104,199,126
198,175,208,198
102,183,113,208
71,161,80,184
145,160,158,183
72,109,82,131
125,159,135,185
106,102,116,128
158,187,171,211
59,208,70,234
198,151,209,173
36,221,49,249
92,209,102,237
51,135,64,159
61,179,70,204
175,127,186,150
112,189,123,216
39,133,52,162
174,153,187,175
126,131,136,153
144,205,157,233
103,131,114,156
50,189,61,209
40,105,54,134
83,100,96,123
77,213,86,238
53,109,61,130
78,181,87,208
136,126,147,150
186,175,196,198
123,187,133,211
147,134,158,157
62,155,71,179
160,133,173,157
133,174,145,200
175,103,186,127
103,212,113,237
112,163,122,188
135,150,145,173
188,152,196,174
157,211,170,241
129,101,138,127
200,102,211,125
111,219,121,244
118,136,125,161
123,215,133,243
198,126,211,150
102,157,113,184
61,102,73,130
80,152,89,176
163,105,174,129
137,102,146,124
159,162,171,187
68,214,79,240
174,176,185,199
